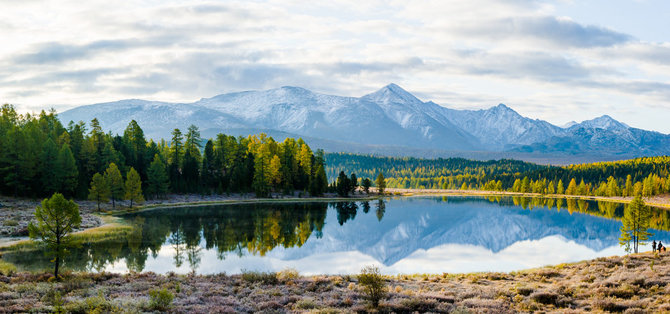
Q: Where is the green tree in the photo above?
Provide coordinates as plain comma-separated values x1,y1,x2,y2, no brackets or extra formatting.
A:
556,179,565,194
566,178,578,195
375,173,386,195
104,163,124,209
147,154,169,199
350,173,358,195
40,138,60,195
28,193,82,280
56,144,78,197
358,265,387,308
362,178,372,194
619,195,653,254
336,171,350,197
125,167,144,208
88,173,110,211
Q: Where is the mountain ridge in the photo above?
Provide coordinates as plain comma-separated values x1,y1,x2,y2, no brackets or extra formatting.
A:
59,84,670,162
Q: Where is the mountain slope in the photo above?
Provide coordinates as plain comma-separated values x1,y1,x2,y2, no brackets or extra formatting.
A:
59,84,670,159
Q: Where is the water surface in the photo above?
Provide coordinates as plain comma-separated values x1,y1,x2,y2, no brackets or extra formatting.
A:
4,196,670,275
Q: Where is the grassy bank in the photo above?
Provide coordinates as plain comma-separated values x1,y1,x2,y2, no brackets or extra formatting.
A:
0,252,668,313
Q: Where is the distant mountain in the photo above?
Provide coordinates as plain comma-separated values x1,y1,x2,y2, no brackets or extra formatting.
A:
59,84,670,161
513,115,670,156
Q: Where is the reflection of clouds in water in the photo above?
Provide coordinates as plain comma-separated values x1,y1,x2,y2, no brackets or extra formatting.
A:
104,235,634,275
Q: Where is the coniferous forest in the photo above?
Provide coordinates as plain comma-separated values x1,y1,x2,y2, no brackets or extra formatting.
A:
326,153,670,197
0,105,328,200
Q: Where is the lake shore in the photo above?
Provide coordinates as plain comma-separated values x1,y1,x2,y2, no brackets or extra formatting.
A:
0,192,377,248
2,189,668,249
0,251,668,313
385,188,670,210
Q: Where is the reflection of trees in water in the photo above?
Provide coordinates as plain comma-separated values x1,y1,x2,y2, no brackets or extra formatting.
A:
498,196,670,231
3,202,339,273
376,200,386,221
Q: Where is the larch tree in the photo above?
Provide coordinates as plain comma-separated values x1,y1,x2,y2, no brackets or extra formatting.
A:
619,194,653,254
147,154,169,199
124,167,144,208
104,163,124,209
88,172,110,211
56,143,78,197
28,193,81,280
376,173,386,195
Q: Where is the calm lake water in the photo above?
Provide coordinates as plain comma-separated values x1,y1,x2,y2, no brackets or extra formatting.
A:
4,196,670,275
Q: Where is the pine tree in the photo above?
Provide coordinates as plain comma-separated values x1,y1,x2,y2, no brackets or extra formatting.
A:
56,144,78,197
350,173,358,195
88,173,110,211
557,179,565,194
566,178,578,195
28,193,81,280
619,195,653,254
40,138,60,195
362,178,372,194
376,173,386,195
336,171,350,197
124,167,144,208
147,154,169,199
104,163,124,209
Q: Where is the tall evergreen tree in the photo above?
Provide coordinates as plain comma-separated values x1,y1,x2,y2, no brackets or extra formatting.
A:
40,138,60,195
56,144,78,197
88,173,110,211
104,163,124,209
147,154,169,199
125,167,144,208
376,173,386,195
619,195,653,254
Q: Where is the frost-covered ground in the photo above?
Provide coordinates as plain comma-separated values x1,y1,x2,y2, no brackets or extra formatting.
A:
0,252,669,313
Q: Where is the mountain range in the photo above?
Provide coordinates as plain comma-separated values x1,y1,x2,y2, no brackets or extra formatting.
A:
59,84,670,163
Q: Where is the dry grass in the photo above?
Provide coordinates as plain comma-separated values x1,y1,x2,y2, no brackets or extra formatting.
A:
0,252,669,313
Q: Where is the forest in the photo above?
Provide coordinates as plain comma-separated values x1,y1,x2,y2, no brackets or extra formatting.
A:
326,153,670,198
0,105,328,201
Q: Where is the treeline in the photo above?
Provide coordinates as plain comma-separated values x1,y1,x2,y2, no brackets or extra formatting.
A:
326,153,670,198
0,104,328,201
325,153,547,190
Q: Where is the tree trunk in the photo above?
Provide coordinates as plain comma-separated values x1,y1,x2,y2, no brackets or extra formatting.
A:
112,197,116,209
54,254,60,280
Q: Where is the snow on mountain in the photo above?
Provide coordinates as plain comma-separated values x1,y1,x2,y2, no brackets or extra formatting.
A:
438,103,567,150
58,84,670,158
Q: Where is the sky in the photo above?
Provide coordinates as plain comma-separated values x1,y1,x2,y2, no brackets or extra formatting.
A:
1,0,670,133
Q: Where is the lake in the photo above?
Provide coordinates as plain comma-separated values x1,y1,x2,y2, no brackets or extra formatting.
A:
4,196,670,275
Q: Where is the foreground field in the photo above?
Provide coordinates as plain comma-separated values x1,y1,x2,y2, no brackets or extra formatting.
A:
0,252,668,313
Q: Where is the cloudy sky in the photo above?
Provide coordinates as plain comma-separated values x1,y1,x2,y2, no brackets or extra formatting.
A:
1,0,670,132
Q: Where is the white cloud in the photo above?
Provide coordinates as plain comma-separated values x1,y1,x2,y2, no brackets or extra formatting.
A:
0,0,669,132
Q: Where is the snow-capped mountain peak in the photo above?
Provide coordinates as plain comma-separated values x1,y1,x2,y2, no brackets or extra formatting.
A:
362,83,423,105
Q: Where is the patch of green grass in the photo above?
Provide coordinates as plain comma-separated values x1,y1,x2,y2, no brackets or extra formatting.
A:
147,287,174,311
241,270,278,284
0,260,17,275
3,219,18,226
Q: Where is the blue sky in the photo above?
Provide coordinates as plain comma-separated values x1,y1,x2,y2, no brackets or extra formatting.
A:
1,0,669,132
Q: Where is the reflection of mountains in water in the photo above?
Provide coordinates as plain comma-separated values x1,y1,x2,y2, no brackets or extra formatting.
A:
272,197,670,266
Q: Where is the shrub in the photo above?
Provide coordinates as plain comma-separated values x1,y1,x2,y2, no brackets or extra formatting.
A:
241,270,278,285
295,298,318,310
3,219,18,226
148,287,174,311
530,291,559,305
358,265,387,308
277,268,299,282
0,260,17,276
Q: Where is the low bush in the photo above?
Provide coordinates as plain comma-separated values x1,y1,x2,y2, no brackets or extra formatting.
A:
530,291,559,305
241,270,278,285
3,219,18,226
358,265,387,308
295,298,318,310
0,260,17,276
148,287,174,311
277,268,299,282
